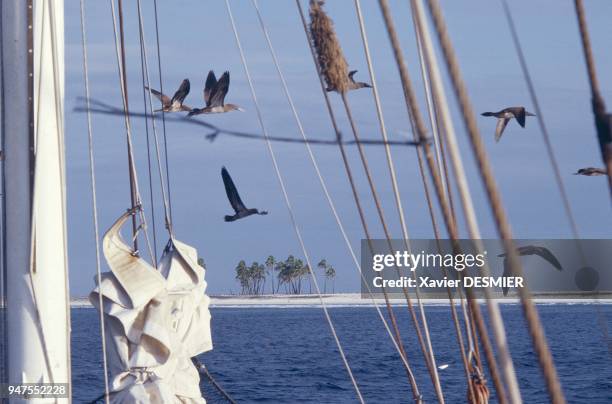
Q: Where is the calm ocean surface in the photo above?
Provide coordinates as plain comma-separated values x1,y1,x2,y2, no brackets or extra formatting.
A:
72,305,612,403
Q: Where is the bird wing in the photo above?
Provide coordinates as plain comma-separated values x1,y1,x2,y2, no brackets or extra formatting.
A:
171,79,190,105
209,71,230,107
502,257,510,296
145,87,170,105
514,107,527,128
221,167,247,213
204,70,217,106
532,247,563,271
495,118,510,142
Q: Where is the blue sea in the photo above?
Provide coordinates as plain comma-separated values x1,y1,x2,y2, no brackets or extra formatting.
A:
72,305,612,403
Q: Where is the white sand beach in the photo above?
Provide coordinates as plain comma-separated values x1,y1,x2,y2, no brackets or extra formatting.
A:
70,293,612,308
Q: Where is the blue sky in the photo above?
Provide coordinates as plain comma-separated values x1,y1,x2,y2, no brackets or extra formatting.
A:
65,0,612,296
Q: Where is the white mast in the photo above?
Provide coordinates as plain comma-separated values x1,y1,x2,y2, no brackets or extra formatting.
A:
2,0,70,401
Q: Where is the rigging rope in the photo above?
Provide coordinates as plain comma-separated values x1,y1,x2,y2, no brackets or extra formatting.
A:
250,0,415,378
424,1,566,402
573,0,612,198
193,358,237,404
409,2,519,401
79,0,111,401
224,1,364,402
137,18,159,267
378,1,512,402
374,0,477,400
152,0,174,223
311,0,431,395
501,0,612,362
108,0,156,264
500,0,585,248
352,1,444,401
295,2,422,397
116,0,140,252
135,0,173,236
410,10,456,226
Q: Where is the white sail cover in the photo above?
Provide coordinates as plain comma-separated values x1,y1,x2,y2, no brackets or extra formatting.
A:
90,211,213,403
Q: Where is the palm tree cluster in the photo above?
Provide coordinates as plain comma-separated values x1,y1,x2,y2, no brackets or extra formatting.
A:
234,260,266,295
234,255,336,295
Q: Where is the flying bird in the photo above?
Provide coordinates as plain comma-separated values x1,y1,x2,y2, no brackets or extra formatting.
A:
221,167,268,222
327,70,371,92
188,71,243,116
481,107,535,142
574,167,607,176
498,245,562,296
145,78,191,112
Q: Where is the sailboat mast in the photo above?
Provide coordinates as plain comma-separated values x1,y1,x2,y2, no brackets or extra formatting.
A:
2,0,37,387
2,0,70,400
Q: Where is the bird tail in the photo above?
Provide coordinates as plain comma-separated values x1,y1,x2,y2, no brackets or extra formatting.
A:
224,215,235,222
481,112,495,117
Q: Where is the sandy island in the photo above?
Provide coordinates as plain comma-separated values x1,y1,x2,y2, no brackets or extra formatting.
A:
70,293,612,308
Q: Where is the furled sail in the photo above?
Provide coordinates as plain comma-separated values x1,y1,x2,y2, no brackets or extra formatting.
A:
90,210,212,403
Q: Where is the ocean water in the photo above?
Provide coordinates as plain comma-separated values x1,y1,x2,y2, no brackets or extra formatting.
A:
72,305,612,403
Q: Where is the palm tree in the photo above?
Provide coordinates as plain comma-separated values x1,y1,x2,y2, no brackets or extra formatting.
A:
325,265,336,294
277,260,293,294
274,260,285,293
235,260,248,295
253,262,266,295
303,265,312,294
317,259,328,293
265,255,276,295
293,258,304,294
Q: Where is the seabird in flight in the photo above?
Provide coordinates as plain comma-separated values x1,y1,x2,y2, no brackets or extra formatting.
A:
145,78,191,112
498,245,562,296
221,167,268,222
481,106,535,142
573,167,607,176
189,71,243,115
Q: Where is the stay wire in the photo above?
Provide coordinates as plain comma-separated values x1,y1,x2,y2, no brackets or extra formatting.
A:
224,1,364,402
109,0,156,265
79,0,111,401
251,0,415,381
136,0,173,236
295,2,421,398
410,1,519,402
152,0,174,223
352,1,444,401
424,1,566,402
136,6,159,266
